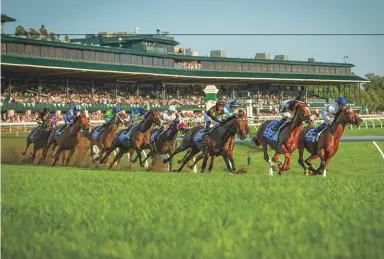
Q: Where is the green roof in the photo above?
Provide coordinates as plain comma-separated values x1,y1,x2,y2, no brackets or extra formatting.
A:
2,55,368,83
2,35,354,67
1,14,16,23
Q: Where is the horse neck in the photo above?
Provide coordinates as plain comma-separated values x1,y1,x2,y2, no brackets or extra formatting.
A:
329,120,346,142
289,108,304,130
69,120,82,135
220,119,237,142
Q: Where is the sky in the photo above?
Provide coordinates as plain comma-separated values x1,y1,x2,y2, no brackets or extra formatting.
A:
1,0,384,78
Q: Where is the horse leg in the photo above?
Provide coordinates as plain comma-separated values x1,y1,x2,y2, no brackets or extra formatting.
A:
298,147,310,175
305,154,320,174
136,149,145,167
30,146,39,164
208,156,216,172
280,153,293,174
109,150,124,169
99,144,117,164
21,138,32,156
52,146,63,166
315,149,331,176
200,152,210,173
65,149,76,167
61,151,66,166
262,143,274,176
164,145,187,164
142,150,152,164
272,152,283,165
187,152,204,169
222,151,235,173
173,149,197,173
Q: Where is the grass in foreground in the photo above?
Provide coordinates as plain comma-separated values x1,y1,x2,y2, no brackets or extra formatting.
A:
2,165,384,259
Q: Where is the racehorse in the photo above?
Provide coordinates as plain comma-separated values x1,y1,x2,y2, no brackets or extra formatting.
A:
252,101,312,175
98,110,161,169
90,112,128,162
173,111,249,173
186,120,251,173
298,107,363,176
162,125,204,166
51,114,90,166
21,118,56,163
138,117,185,171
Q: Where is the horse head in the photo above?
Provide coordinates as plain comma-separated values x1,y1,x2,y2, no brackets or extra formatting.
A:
234,110,249,140
114,112,129,127
78,114,91,130
293,101,312,124
336,107,363,126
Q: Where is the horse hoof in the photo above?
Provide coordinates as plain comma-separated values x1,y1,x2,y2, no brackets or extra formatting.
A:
187,165,194,170
304,170,310,176
177,160,181,164
162,159,168,163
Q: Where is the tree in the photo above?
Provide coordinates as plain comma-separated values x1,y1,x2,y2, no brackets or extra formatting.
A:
28,28,40,40
64,34,70,42
39,24,49,40
49,32,56,41
15,25,27,38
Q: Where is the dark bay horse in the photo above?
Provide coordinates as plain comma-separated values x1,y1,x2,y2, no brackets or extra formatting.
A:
298,107,363,176
186,117,251,173
252,101,312,175
174,111,249,173
90,112,128,162
162,125,204,166
21,119,56,163
98,110,161,169
139,117,186,171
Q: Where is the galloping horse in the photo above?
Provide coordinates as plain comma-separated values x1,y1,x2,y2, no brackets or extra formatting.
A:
186,117,251,173
174,111,249,173
139,117,184,171
51,114,90,166
90,112,128,162
162,125,204,166
252,101,312,175
21,118,56,163
298,107,363,176
99,110,161,169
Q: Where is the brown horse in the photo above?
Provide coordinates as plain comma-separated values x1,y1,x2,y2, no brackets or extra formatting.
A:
48,114,90,166
21,118,56,163
252,101,312,175
90,112,128,162
298,107,363,176
186,121,251,173
174,111,249,173
139,118,186,171
99,110,161,169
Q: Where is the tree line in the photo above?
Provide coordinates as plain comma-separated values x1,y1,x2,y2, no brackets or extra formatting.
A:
14,24,70,42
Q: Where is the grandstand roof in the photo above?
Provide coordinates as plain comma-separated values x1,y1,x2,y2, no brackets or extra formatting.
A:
2,36,355,67
1,14,16,23
2,55,368,85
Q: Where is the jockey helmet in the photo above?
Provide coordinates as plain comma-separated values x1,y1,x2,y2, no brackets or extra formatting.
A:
230,100,239,107
143,103,150,111
73,104,82,112
296,95,305,102
113,106,121,113
216,100,224,107
337,97,347,105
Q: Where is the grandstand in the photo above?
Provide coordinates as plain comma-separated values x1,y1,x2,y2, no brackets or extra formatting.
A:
1,14,368,116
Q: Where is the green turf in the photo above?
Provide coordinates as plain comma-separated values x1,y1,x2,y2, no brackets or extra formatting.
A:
2,127,384,258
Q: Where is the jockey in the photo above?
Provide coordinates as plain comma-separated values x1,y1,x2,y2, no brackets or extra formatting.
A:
315,97,347,133
30,108,51,137
103,106,121,127
223,100,239,119
204,100,225,132
272,95,306,131
152,105,177,142
55,104,82,136
130,103,150,123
